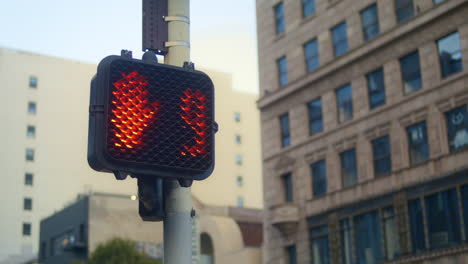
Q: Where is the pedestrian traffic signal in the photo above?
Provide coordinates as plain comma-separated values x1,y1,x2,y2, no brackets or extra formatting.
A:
88,55,216,182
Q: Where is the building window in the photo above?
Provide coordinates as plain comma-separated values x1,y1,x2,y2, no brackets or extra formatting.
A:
395,0,414,23
311,160,327,197
282,173,293,202
372,136,392,177
29,76,37,88
79,224,86,243
460,185,468,242
53,232,75,256
24,198,32,211
304,39,319,72
354,210,384,263
234,112,241,122
340,149,357,188
367,68,386,109
277,56,288,87
27,125,36,138
235,134,242,144
23,223,31,236
425,188,461,249
445,105,468,152
382,207,401,260
280,113,291,147
50,238,55,256
236,176,243,187
331,22,348,57
336,84,353,123
308,98,323,135
200,233,214,263
40,241,47,261
237,196,244,208
286,245,297,264
25,173,33,186
438,32,463,78
400,51,422,94
408,198,426,252
28,102,37,114
26,149,35,161
310,225,330,264
407,121,429,165
274,2,285,34
235,155,243,165
361,4,380,41
340,219,353,264
302,0,316,17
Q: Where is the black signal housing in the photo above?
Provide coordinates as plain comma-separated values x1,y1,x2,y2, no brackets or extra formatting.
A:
87,55,216,181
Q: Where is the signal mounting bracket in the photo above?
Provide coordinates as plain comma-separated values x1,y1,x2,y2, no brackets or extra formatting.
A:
164,16,189,24
178,179,193,188
142,50,159,64
183,61,195,71
121,50,133,59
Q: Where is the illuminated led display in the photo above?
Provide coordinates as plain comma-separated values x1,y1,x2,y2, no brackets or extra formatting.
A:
180,88,208,157
110,71,160,150
88,55,215,181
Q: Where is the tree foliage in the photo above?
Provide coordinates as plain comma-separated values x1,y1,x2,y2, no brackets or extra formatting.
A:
85,238,162,264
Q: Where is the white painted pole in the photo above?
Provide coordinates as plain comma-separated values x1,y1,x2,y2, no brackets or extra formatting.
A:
163,0,192,263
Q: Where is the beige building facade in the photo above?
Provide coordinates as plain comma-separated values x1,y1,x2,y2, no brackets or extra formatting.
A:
0,48,262,263
39,192,262,264
256,0,468,263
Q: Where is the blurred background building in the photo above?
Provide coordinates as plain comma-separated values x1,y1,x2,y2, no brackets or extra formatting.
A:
256,0,467,263
0,48,262,263
38,192,262,264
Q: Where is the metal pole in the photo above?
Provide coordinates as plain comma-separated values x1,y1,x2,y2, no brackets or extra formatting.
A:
163,0,192,263
165,0,190,66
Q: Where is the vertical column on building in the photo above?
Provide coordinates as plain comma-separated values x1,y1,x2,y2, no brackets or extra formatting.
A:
347,10,363,51
419,42,440,93
328,212,340,264
394,192,410,255
460,22,468,75
377,0,396,32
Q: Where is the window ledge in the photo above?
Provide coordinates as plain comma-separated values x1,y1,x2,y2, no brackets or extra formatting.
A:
450,146,468,155
312,193,327,199
397,244,468,263
271,203,299,236
274,32,286,42
301,13,317,25
327,0,343,10
338,182,359,192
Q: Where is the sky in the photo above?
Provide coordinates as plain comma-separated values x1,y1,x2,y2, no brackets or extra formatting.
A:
0,0,259,94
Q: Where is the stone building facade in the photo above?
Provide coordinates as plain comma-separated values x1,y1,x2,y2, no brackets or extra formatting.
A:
256,0,468,263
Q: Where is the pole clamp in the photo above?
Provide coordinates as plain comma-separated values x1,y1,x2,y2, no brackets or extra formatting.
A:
164,16,190,24
165,41,190,48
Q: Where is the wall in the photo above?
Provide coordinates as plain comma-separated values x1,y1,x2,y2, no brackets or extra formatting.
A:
0,48,263,262
0,49,137,263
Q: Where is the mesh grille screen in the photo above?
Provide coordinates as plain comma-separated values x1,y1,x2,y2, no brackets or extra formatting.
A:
106,60,213,171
